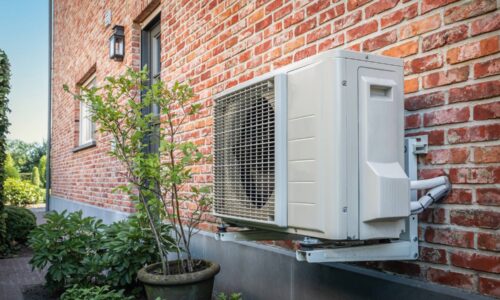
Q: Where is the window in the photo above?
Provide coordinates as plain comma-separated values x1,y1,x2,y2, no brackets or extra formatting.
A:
141,16,161,153
79,76,96,145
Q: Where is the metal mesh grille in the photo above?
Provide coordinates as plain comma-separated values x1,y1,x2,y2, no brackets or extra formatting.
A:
214,79,276,222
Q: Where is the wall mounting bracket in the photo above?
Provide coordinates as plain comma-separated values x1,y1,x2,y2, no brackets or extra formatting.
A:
216,137,424,263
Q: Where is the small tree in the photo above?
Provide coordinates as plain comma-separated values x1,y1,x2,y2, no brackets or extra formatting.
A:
4,153,19,179
31,166,40,187
39,155,46,186
65,68,211,275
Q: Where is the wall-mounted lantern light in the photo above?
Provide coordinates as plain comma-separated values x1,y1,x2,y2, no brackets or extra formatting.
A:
109,25,124,61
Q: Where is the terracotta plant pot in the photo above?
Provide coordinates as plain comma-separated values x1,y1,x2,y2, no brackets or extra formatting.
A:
137,260,220,300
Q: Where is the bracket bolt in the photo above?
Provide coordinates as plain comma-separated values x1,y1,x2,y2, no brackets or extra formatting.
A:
414,253,418,258
413,236,418,242
342,80,347,86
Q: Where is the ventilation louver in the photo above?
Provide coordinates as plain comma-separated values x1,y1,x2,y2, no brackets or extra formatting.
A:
214,79,276,223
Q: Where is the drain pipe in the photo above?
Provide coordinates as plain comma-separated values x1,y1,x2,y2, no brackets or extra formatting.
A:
45,0,53,212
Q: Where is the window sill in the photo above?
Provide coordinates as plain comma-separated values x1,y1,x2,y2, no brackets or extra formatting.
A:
72,141,96,153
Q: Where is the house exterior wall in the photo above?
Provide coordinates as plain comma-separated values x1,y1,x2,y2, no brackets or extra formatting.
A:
50,0,500,298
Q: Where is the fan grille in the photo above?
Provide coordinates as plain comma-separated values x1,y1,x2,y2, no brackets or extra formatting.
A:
214,79,276,222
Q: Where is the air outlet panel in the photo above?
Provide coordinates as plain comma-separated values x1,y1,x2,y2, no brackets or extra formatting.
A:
214,79,277,223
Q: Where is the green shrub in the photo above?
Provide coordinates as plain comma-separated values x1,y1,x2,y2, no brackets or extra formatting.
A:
4,153,19,179
29,210,106,292
217,292,243,300
39,155,46,186
31,166,40,186
60,285,133,300
100,214,174,289
4,178,44,206
4,206,36,243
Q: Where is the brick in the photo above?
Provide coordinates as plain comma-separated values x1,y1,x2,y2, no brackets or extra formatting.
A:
365,0,399,19
424,227,474,248
444,0,497,24
265,0,282,14
448,124,500,144
446,36,500,64
405,114,420,129
450,209,500,229
306,0,330,16
442,189,472,205
474,145,500,163
263,47,282,63
333,11,363,32
255,39,272,55
273,3,293,21
319,3,345,24
424,107,470,127
419,168,446,179
474,57,500,79
283,36,305,54
362,30,397,52
346,43,361,51
421,0,460,14
294,18,317,36
423,148,469,165
478,232,500,251
248,8,265,25
479,277,500,298
477,188,500,206
294,45,317,61
419,207,446,224
471,12,500,36
449,80,500,103
399,14,441,40
346,20,378,42
404,78,418,94
284,11,305,28
306,24,331,43
451,251,500,273
318,33,345,52
381,3,418,29
255,15,272,32
474,102,500,121
427,268,474,290
422,24,468,52
404,54,443,75
347,0,372,11
449,167,500,184
419,247,447,264
405,92,445,111
382,40,418,57
422,66,469,89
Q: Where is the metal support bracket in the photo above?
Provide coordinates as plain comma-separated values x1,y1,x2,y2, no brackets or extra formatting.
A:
410,135,428,154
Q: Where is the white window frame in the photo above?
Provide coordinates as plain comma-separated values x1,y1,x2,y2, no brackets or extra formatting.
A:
79,76,96,145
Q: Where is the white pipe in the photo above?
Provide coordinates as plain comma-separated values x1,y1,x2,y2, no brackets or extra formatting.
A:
410,176,448,190
410,184,451,214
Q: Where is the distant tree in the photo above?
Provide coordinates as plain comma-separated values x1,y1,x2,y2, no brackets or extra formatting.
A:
39,155,46,186
31,167,40,187
0,49,12,256
4,153,19,179
7,139,46,173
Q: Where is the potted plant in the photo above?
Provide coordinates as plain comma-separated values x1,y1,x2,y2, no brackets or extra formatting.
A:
65,68,220,300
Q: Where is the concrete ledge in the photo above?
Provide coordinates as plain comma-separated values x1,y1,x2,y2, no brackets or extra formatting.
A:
49,196,130,224
191,231,491,300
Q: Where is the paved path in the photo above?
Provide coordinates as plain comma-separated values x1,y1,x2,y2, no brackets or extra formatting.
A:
0,208,47,300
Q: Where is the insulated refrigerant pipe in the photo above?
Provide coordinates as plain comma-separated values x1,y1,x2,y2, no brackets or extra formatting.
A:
410,176,451,214
410,176,449,190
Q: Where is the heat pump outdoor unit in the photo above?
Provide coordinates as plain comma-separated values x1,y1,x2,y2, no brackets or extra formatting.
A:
214,50,412,241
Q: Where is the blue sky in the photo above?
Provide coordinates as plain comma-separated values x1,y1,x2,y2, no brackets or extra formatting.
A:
0,0,48,143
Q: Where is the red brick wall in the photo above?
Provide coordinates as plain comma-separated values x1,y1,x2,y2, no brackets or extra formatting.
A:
51,0,500,297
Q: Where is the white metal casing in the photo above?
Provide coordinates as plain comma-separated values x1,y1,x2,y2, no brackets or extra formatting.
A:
213,49,409,240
